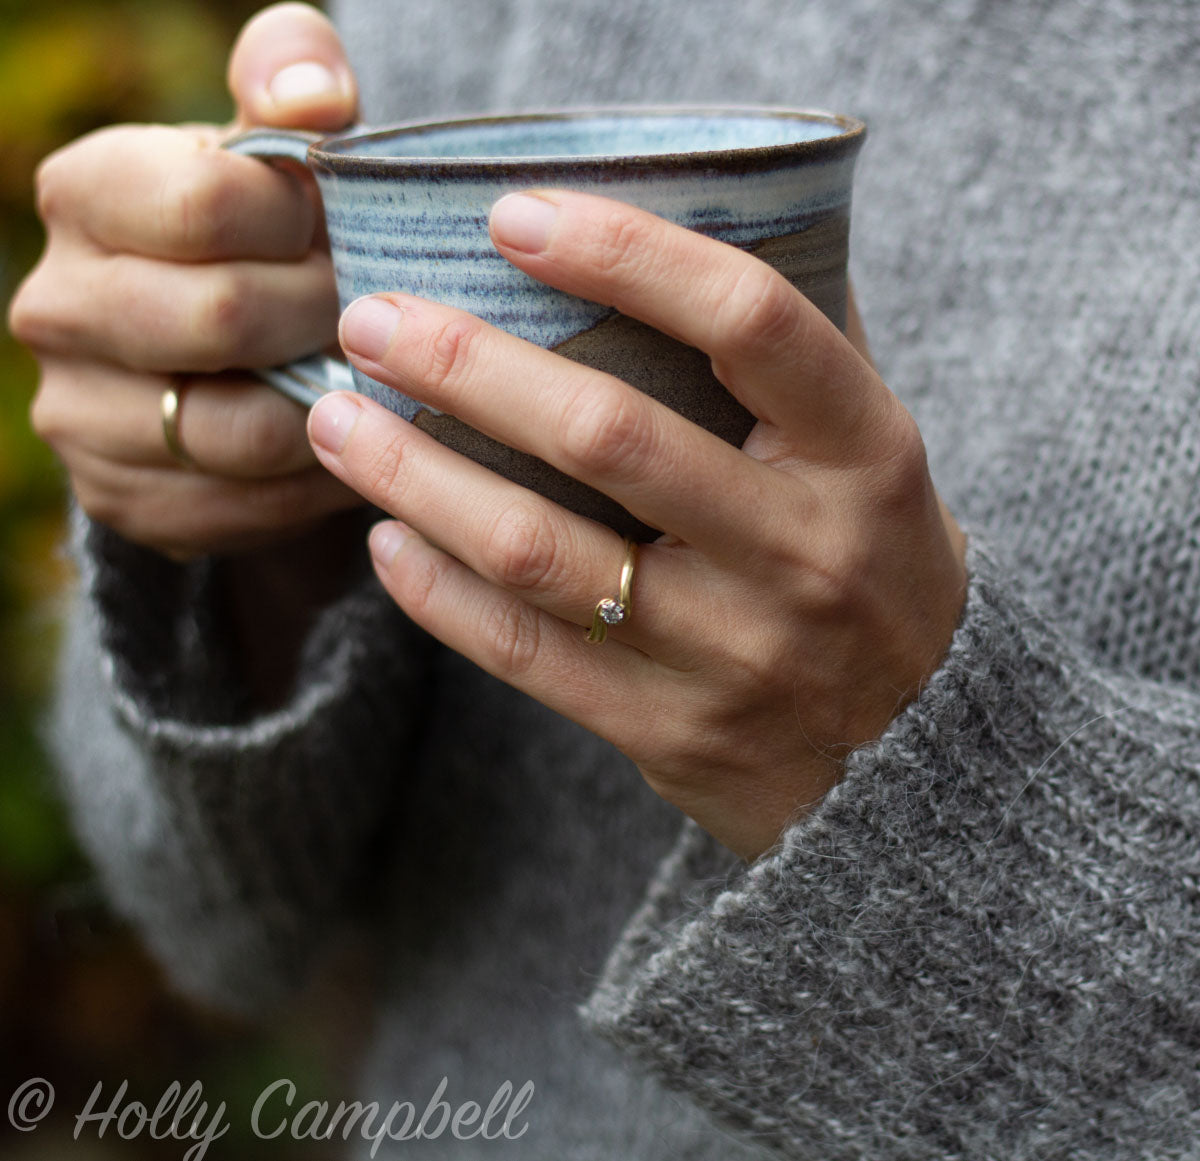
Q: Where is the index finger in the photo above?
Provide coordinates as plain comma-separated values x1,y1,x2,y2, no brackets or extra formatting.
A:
488,190,893,456
36,124,319,262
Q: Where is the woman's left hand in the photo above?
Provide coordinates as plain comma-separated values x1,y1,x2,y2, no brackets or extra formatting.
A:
307,190,968,861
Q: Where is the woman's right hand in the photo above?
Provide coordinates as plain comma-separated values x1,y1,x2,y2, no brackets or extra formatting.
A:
8,2,364,560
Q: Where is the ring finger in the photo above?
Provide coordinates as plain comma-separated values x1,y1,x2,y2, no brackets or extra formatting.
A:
308,389,710,666
63,445,359,557
32,359,324,478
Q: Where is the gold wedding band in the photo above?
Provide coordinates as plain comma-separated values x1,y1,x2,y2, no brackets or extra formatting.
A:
586,539,638,645
161,378,196,469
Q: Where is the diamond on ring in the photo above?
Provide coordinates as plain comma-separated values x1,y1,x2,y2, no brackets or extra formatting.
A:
586,540,638,645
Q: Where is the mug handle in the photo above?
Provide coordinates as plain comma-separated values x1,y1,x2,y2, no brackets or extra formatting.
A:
221,128,353,407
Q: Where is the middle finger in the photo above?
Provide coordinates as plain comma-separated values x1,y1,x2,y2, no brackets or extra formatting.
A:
32,360,323,479
336,292,795,561
20,243,337,374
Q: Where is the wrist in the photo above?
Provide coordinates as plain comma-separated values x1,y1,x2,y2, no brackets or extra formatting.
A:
218,509,367,707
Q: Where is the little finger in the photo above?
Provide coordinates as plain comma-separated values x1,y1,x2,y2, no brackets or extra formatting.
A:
367,518,663,748
69,449,361,558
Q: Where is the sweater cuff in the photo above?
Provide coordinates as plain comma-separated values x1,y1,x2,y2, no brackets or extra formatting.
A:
583,533,1200,1157
53,510,431,1013
71,507,425,758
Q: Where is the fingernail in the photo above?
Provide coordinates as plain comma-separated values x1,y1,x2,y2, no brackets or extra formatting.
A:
308,391,362,454
490,193,559,253
267,61,344,107
370,519,412,564
341,296,404,362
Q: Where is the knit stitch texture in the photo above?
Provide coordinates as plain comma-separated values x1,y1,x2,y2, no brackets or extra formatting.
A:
47,0,1200,1157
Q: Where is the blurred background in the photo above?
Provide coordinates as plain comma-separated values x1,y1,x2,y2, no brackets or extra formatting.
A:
0,1,361,1156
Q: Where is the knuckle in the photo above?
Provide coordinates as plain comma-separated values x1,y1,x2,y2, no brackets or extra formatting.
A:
692,636,772,718
558,379,653,479
638,690,741,777
397,547,443,616
185,269,254,371
801,526,875,618
6,273,48,347
862,403,934,514
74,482,119,530
671,713,734,772
35,126,127,226
588,209,657,281
28,380,69,446
483,504,566,594
422,315,484,391
158,151,237,256
356,430,411,501
33,149,70,224
616,695,680,765
883,408,933,496
717,263,805,358
479,593,542,678
72,468,132,535
8,250,72,351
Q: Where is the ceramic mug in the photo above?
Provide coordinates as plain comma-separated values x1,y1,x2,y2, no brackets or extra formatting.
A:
226,107,866,539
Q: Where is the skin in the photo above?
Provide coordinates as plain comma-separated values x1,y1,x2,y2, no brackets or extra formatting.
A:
9,2,968,860
8,4,366,701
308,192,968,862
9,3,360,559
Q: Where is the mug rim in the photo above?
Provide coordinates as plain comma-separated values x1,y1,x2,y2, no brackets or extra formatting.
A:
308,105,866,178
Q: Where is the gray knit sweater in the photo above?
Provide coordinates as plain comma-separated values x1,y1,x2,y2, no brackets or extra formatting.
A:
49,0,1200,1157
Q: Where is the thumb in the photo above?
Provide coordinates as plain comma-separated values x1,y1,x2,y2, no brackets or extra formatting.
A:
227,2,358,130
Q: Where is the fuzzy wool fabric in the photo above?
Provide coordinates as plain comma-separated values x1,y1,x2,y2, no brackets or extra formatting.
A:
47,0,1200,1157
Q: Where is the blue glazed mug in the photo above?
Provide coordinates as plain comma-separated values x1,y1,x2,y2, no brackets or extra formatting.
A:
226,107,866,538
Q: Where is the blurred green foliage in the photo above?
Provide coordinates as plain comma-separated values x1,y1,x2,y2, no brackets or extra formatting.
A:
0,4,358,1157
0,0,263,879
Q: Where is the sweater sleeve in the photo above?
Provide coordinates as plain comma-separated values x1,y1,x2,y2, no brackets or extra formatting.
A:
47,510,434,1016
582,532,1200,1159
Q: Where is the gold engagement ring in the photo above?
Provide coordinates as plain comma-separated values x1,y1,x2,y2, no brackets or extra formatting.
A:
586,539,638,645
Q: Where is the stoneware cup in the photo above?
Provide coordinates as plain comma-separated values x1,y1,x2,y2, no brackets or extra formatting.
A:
226,107,866,539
